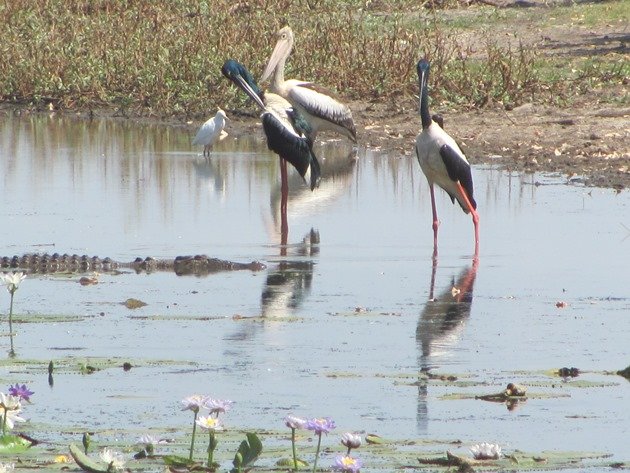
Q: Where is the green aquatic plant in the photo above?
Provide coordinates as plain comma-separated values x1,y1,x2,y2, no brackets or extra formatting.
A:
231,432,263,473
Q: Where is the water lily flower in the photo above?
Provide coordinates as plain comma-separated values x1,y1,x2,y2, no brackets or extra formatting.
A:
196,416,223,468
8,384,34,402
285,415,307,430
203,397,233,416
196,416,224,431
182,394,207,461
306,417,336,473
1,272,26,294
285,415,307,470
341,432,362,453
99,448,125,470
0,393,24,433
470,442,501,460
306,417,336,435
181,394,207,413
334,455,362,473
0,462,15,473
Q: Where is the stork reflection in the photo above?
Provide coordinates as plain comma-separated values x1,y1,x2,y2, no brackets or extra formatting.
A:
416,258,478,432
261,228,319,318
269,148,357,248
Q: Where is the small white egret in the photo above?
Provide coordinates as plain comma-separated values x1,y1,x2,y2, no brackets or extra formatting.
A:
192,109,229,157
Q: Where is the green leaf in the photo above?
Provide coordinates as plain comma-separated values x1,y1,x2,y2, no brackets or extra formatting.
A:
231,432,263,472
69,443,109,473
0,434,33,454
162,454,199,468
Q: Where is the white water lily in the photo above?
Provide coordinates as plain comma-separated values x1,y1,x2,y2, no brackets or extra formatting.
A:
341,432,362,450
1,272,26,294
0,462,15,473
99,448,125,470
470,442,501,460
0,393,25,430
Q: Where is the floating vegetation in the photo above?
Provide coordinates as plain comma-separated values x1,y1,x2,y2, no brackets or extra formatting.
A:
0,356,197,374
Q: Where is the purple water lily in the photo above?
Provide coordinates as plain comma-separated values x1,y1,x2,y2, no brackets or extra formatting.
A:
203,398,233,416
8,384,33,402
306,417,336,435
334,455,362,473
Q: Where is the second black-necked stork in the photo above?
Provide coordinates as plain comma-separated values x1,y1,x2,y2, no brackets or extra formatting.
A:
260,26,357,144
414,59,480,257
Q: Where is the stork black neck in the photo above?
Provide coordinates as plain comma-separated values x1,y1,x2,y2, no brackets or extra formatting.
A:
419,70,432,130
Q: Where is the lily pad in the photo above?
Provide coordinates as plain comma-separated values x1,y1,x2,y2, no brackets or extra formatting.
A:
0,434,34,454
69,443,109,473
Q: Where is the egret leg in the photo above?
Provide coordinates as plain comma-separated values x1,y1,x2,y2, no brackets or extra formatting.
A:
280,158,289,251
428,183,439,254
455,182,480,257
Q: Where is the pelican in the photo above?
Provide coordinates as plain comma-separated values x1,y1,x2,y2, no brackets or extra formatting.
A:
260,26,357,143
414,59,479,256
192,109,229,157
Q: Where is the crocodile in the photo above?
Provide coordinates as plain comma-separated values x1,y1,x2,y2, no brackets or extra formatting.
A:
0,253,266,276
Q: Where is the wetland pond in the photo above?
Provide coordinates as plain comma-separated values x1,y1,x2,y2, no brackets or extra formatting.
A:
0,112,628,472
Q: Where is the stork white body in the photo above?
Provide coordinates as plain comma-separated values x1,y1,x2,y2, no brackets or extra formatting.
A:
261,26,356,143
192,109,228,157
415,122,471,212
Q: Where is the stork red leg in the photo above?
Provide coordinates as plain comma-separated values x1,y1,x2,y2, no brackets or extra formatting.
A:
280,158,289,252
428,183,440,253
455,181,480,257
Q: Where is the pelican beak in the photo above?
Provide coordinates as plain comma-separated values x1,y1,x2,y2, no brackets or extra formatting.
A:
260,37,291,82
233,73,266,110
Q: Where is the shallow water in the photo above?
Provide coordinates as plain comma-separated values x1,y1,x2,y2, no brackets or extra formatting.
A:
0,112,629,468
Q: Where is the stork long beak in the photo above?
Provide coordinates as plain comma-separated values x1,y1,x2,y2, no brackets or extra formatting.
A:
231,73,266,110
260,37,291,82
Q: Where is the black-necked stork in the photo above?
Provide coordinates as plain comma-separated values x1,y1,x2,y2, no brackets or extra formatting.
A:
222,59,321,244
260,26,357,144
221,59,321,191
192,108,229,157
414,59,479,256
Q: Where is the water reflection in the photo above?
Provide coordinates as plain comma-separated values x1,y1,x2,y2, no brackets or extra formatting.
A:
261,229,319,318
268,147,357,247
416,258,478,432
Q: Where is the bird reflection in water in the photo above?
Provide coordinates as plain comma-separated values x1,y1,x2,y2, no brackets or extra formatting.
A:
416,257,478,432
261,228,319,318
269,148,357,248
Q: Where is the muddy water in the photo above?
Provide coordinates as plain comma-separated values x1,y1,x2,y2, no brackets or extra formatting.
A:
0,112,629,466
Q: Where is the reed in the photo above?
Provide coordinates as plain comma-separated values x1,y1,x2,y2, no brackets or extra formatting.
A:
0,0,625,118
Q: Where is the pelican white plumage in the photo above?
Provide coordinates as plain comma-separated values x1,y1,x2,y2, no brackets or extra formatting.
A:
414,59,479,256
260,26,357,143
192,109,229,157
